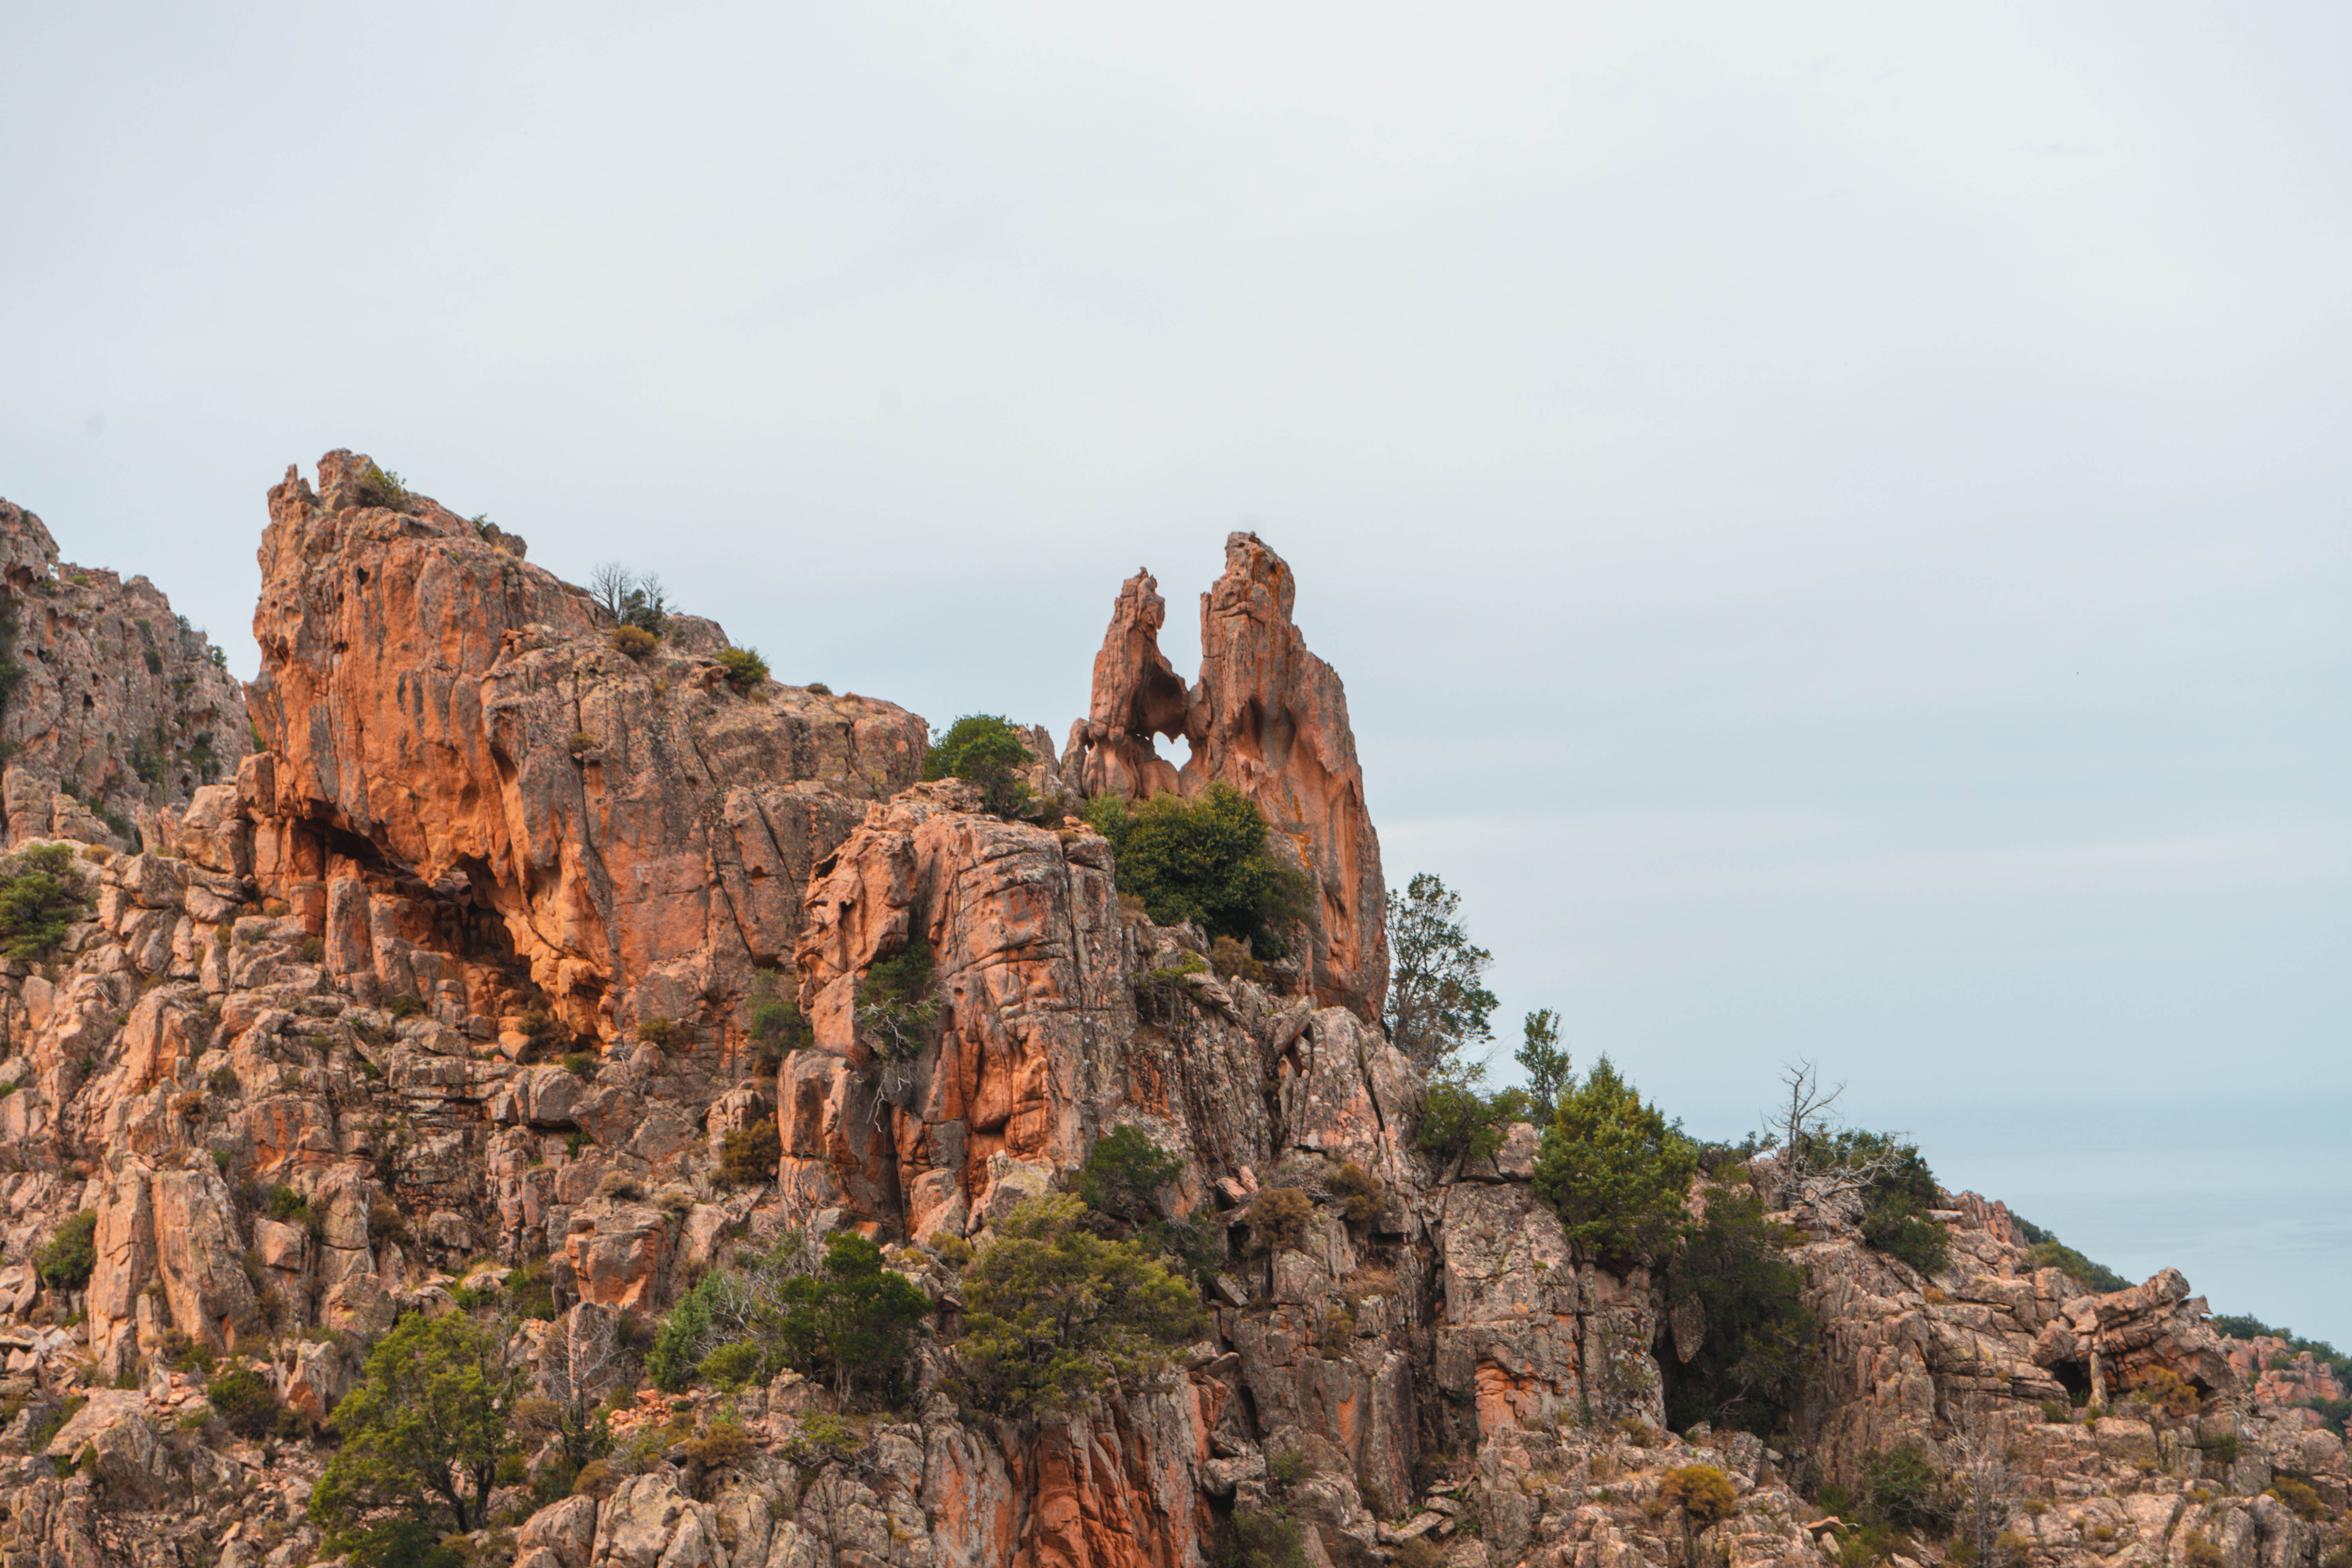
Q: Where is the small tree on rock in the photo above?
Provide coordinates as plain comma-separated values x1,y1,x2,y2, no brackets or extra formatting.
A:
958,1192,1207,1421
1533,1055,1695,1270
1383,872,1496,1071
310,1313,523,1540
924,714,1034,817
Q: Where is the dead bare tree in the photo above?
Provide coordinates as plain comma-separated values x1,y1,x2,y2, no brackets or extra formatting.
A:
1945,1399,2023,1568
1761,1060,1913,1216
588,562,633,621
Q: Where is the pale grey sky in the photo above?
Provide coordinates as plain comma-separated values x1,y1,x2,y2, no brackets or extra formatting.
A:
3,3,2346,1339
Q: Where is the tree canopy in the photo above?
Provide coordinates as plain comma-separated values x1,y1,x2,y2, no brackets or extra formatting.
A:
924,713,1035,816
1383,872,1496,1070
957,1192,1207,1420
1532,1055,1696,1270
310,1313,522,1541
1087,784,1309,958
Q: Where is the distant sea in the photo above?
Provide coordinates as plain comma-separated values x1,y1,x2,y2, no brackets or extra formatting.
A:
1906,1093,2352,1350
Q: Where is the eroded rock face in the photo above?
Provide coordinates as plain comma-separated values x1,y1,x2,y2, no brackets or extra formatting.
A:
0,499,249,850
1067,535,1388,1020
248,450,926,1038
0,461,2338,1568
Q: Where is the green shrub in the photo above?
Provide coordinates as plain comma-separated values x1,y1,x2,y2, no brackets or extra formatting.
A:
36,1210,98,1290
714,646,769,694
387,995,425,1020
566,731,599,759
1664,1191,1815,1435
697,1341,766,1391
2267,1476,2325,1522
264,1184,314,1226
610,624,658,659
1209,934,1266,982
1264,1447,1309,1489
957,1192,1207,1420
637,1016,681,1049
2013,1214,2131,1294
1834,1135,1949,1276
0,843,89,960
1243,1187,1313,1256
1214,1509,1309,1568
561,1051,597,1079
856,938,942,1061
1417,1060,1526,1163
1328,1161,1385,1223
1861,1442,1952,1533
207,1364,284,1438
719,1118,780,1187
650,1230,924,1404
507,1259,557,1321
362,463,410,507
1532,1056,1696,1269
1085,785,1310,958
1075,1125,1183,1222
747,970,810,1071
924,713,1034,816
1660,1464,1738,1526
2183,1532,2226,1568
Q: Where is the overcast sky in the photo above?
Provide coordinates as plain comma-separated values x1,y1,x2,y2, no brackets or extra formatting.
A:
4,3,2346,1341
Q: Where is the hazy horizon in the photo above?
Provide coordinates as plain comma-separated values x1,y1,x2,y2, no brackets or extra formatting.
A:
3,3,2345,1343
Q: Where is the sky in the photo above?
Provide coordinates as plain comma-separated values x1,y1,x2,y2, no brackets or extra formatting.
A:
2,3,2346,1341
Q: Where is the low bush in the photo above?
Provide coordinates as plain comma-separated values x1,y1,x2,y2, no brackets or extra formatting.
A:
0,844,89,960
566,731,599,759
714,646,769,694
2183,1532,2226,1568
1075,1125,1183,1222
719,1118,781,1187
1328,1161,1385,1223
1214,1509,1309,1568
562,1051,597,1079
1418,1062,1526,1163
1209,934,1266,983
610,625,659,659
1659,1464,1738,1526
856,938,941,1062
208,1363,284,1438
387,995,425,1020
650,1229,925,1404
2267,1476,2325,1522
637,1016,681,1049
1085,785,1311,958
36,1210,98,1290
748,971,810,1071
1861,1442,1952,1533
924,713,1034,816
2128,1366,2201,1418
1244,1187,1313,1256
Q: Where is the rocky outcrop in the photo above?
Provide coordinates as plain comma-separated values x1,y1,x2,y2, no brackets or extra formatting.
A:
0,498,248,850
0,460,2339,1568
1067,535,1388,1020
247,450,926,1043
